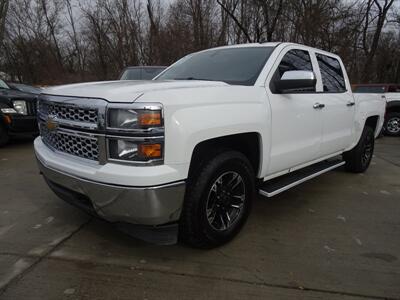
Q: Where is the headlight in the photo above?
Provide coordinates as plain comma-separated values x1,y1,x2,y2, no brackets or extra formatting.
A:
108,139,163,162
1,108,17,114
106,104,164,164
12,100,27,115
108,108,162,130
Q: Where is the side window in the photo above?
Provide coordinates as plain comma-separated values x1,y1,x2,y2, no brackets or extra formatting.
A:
277,49,313,78
270,49,314,93
316,54,346,93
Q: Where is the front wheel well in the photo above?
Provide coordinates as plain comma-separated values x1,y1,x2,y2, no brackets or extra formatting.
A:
188,133,261,179
365,115,379,132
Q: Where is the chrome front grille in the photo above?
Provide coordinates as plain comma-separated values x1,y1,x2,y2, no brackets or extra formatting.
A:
39,122,99,161
37,95,163,165
37,95,105,162
38,101,98,124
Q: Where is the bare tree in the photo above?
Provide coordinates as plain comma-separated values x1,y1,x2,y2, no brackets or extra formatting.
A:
40,0,64,65
0,0,399,85
64,0,85,79
361,0,395,81
0,0,9,44
217,0,252,42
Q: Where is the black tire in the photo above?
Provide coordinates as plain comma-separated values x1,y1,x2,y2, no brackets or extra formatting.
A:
179,150,255,248
0,123,10,147
343,126,375,173
383,112,400,136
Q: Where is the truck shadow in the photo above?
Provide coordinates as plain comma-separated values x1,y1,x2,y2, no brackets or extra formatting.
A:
2,136,36,149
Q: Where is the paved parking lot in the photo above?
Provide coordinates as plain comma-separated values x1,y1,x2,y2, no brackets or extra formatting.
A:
0,137,399,300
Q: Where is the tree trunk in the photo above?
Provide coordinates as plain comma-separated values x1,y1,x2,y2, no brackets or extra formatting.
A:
0,0,9,44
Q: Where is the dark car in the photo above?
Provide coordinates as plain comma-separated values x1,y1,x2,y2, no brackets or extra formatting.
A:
0,79,39,146
119,66,167,80
8,82,42,95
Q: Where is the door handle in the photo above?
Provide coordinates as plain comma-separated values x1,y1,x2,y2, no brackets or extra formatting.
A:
346,101,355,107
313,103,325,109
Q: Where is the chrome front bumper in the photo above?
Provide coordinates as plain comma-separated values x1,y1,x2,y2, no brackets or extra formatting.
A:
37,157,186,226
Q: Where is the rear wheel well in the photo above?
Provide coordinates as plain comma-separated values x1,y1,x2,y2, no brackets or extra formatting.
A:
188,133,261,179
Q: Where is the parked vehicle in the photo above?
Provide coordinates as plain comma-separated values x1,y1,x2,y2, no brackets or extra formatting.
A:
353,84,400,136
119,66,167,80
34,43,385,248
0,79,38,146
8,82,42,95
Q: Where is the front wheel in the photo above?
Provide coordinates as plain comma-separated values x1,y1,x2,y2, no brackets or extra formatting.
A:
343,126,375,173
179,150,255,248
384,112,400,136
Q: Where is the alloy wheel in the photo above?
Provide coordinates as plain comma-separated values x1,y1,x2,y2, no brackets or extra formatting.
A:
206,171,246,231
386,117,400,134
362,132,373,166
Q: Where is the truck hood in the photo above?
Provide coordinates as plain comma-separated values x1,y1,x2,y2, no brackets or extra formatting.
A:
43,80,228,103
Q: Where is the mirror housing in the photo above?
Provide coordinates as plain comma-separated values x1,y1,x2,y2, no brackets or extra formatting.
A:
275,70,316,93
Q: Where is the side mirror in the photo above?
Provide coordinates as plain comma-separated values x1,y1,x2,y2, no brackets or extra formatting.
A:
276,70,316,93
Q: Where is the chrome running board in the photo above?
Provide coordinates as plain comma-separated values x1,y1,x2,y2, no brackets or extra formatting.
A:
259,159,345,197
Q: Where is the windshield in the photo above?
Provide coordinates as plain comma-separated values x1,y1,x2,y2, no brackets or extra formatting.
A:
156,47,274,86
0,79,10,89
120,67,166,80
353,86,385,93
142,68,165,80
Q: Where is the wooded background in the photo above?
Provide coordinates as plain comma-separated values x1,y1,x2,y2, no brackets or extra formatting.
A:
0,0,399,85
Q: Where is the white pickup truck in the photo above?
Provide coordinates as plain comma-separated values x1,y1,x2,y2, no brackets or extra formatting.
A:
353,84,400,136
34,43,385,248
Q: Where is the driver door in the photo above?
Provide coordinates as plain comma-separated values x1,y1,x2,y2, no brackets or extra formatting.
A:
266,47,324,175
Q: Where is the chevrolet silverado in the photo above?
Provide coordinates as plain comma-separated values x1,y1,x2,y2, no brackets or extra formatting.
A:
34,43,385,248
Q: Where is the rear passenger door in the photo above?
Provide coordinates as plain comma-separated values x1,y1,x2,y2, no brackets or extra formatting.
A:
314,53,354,156
266,46,323,175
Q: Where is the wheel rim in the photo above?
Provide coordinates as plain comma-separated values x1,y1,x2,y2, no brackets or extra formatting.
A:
362,132,373,166
206,171,246,231
387,117,400,134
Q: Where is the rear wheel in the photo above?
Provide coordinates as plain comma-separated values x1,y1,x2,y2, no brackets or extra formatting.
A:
343,126,374,173
0,123,10,147
179,150,255,248
384,112,400,136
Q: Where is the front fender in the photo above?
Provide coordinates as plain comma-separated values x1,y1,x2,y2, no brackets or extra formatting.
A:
164,102,269,171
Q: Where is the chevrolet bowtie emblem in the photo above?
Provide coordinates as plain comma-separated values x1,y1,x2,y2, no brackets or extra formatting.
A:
46,115,59,131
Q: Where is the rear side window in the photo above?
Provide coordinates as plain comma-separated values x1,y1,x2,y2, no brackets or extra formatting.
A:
316,54,346,93
277,50,313,78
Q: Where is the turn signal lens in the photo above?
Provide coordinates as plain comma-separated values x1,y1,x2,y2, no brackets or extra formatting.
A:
139,143,162,158
138,112,161,126
3,115,12,125
108,109,162,129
